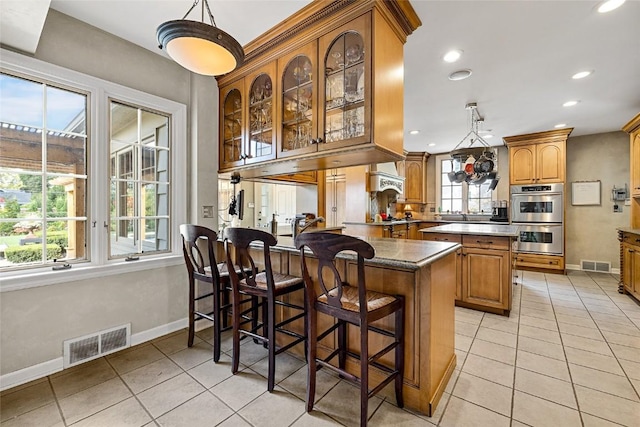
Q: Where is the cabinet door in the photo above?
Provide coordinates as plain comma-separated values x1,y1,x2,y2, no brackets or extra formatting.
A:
277,42,318,158
623,243,635,294
509,145,536,184
325,169,346,228
632,133,640,196
318,14,371,151
219,81,245,169
245,63,277,164
405,159,424,203
537,141,565,183
632,248,640,299
462,247,509,310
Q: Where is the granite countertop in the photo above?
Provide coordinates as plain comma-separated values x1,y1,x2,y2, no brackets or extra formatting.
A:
343,220,424,226
420,223,520,237
268,235,461,270
618,227,640,235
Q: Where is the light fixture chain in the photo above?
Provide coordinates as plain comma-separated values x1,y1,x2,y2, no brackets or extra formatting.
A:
203,0,218,28
181,0,199,20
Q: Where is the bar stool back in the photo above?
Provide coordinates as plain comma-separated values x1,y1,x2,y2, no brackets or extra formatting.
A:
179,224,232,363
224,227,307,392
295,232,404,427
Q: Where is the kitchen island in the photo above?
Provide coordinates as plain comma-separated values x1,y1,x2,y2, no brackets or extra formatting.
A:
421,223,519,315
227,235,460,416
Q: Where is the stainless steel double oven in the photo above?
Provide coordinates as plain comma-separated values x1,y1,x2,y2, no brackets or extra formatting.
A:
511,183,564,255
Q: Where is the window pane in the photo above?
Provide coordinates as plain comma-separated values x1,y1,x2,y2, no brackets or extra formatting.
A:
452,185,462,198
0,73,43,127
0,73,89,271
442,160,452,173
442,186,451,199
109,100,171,258
452,199,463,212
46,86,86,134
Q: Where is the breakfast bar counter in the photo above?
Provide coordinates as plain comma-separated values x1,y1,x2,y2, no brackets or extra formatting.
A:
224,235,460,416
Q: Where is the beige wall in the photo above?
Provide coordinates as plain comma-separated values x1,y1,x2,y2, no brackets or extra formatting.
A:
1,10,217,377
566,131,629,269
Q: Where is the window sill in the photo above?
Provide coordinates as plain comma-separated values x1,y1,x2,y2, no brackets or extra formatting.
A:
0,255,184,293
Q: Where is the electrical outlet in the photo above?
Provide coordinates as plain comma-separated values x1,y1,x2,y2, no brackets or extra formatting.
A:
625,198,631,206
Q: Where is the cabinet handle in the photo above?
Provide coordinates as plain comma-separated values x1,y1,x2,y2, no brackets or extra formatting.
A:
310,139,318,144
635,239,640,243
477,240,493,244
317,137,324,143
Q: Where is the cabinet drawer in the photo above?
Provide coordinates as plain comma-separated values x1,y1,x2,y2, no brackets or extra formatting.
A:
463,235,510,250
422,233,462,243
623,232,640,246
514,253,564,270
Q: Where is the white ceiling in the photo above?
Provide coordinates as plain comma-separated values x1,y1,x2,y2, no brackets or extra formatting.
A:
22,1,640,153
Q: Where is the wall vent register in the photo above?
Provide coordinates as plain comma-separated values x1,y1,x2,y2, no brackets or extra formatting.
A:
63,324,131,368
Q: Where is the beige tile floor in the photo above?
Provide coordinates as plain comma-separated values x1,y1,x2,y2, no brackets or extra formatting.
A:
2,270,640,426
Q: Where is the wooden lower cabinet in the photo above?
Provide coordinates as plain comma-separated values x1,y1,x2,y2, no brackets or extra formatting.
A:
513,252,565,272
621,231,640,302
423,234,512,315
462,248,510,311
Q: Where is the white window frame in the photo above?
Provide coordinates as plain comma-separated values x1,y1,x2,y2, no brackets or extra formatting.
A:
0,49,186,292
435,154,495,214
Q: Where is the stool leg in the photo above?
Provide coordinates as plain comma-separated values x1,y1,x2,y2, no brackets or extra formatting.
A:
360,321,368,427
188,276,196,347
395,298,405,408
231,292,241,374
212,281,221,363
303,288,308,363
306,307,317,412
267,295,276,392
338,320,347,371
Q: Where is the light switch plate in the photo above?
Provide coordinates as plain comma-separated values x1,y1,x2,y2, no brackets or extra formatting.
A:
202,206,214,218
625,198,631,206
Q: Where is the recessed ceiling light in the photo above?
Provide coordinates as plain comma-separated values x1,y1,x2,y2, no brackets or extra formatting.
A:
428,143,436,147
572,70,592,79
563,100,579,107
332,160,341,164
483,134,494,139
443,50,463,63
555,123,567,128
598,0,626,13
448,69,472,81
409,130,420,135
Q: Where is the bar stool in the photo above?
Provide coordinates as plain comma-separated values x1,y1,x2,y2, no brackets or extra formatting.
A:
223,227,307,392
180,224,236,363
295,232,404,427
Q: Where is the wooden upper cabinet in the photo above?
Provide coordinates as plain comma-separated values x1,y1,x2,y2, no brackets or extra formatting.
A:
504,128,572,185
319,15,371,151
632,133,640,197
277,42,318,158
216,1,420,178
401,152,427,203
245,62,277,164
219,81,245,170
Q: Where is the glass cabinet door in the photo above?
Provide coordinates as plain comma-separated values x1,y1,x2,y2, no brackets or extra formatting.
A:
324,31,365,146
221,87,243,167
281,55,315,153
247,71,275,163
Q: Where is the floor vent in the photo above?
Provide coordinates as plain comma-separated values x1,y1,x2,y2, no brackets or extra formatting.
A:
63,324,131,368
581,260,611,273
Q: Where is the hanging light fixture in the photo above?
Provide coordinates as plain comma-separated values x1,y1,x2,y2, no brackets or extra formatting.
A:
157,0,244,76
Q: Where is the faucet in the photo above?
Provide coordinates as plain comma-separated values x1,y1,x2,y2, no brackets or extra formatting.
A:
292,216,325,239
461,213,468,221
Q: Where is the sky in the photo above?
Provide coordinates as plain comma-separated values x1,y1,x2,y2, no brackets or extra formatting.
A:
0,73,86,133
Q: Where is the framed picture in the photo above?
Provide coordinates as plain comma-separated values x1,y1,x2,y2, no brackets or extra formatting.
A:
571,181,601,206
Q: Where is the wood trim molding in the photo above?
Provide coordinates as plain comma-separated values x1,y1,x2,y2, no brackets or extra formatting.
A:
503,127,573,147
622,112,640,134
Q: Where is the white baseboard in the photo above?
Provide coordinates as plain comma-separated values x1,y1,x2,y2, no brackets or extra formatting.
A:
1,317,188,392
0,358,63,392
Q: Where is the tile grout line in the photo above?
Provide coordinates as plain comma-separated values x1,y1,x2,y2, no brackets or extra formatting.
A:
509,269,523,427
46,375,68,427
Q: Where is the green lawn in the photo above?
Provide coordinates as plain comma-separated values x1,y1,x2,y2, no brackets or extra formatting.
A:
0,235,23,247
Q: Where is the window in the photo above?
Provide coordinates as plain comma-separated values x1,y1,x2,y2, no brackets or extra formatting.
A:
0,50,186,286
436,154,495,214
109,101,170,258
0,72,88,269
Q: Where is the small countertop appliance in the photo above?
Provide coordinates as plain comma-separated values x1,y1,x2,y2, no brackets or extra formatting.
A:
490,200,509,222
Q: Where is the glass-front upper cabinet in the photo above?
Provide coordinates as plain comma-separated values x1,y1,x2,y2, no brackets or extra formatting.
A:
277,42,318,158
220,81,244,169
319,14,370,150
245,62,277,164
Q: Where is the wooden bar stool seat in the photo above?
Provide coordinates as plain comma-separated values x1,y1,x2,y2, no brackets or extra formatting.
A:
223,227,307,392
295,232,404,427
